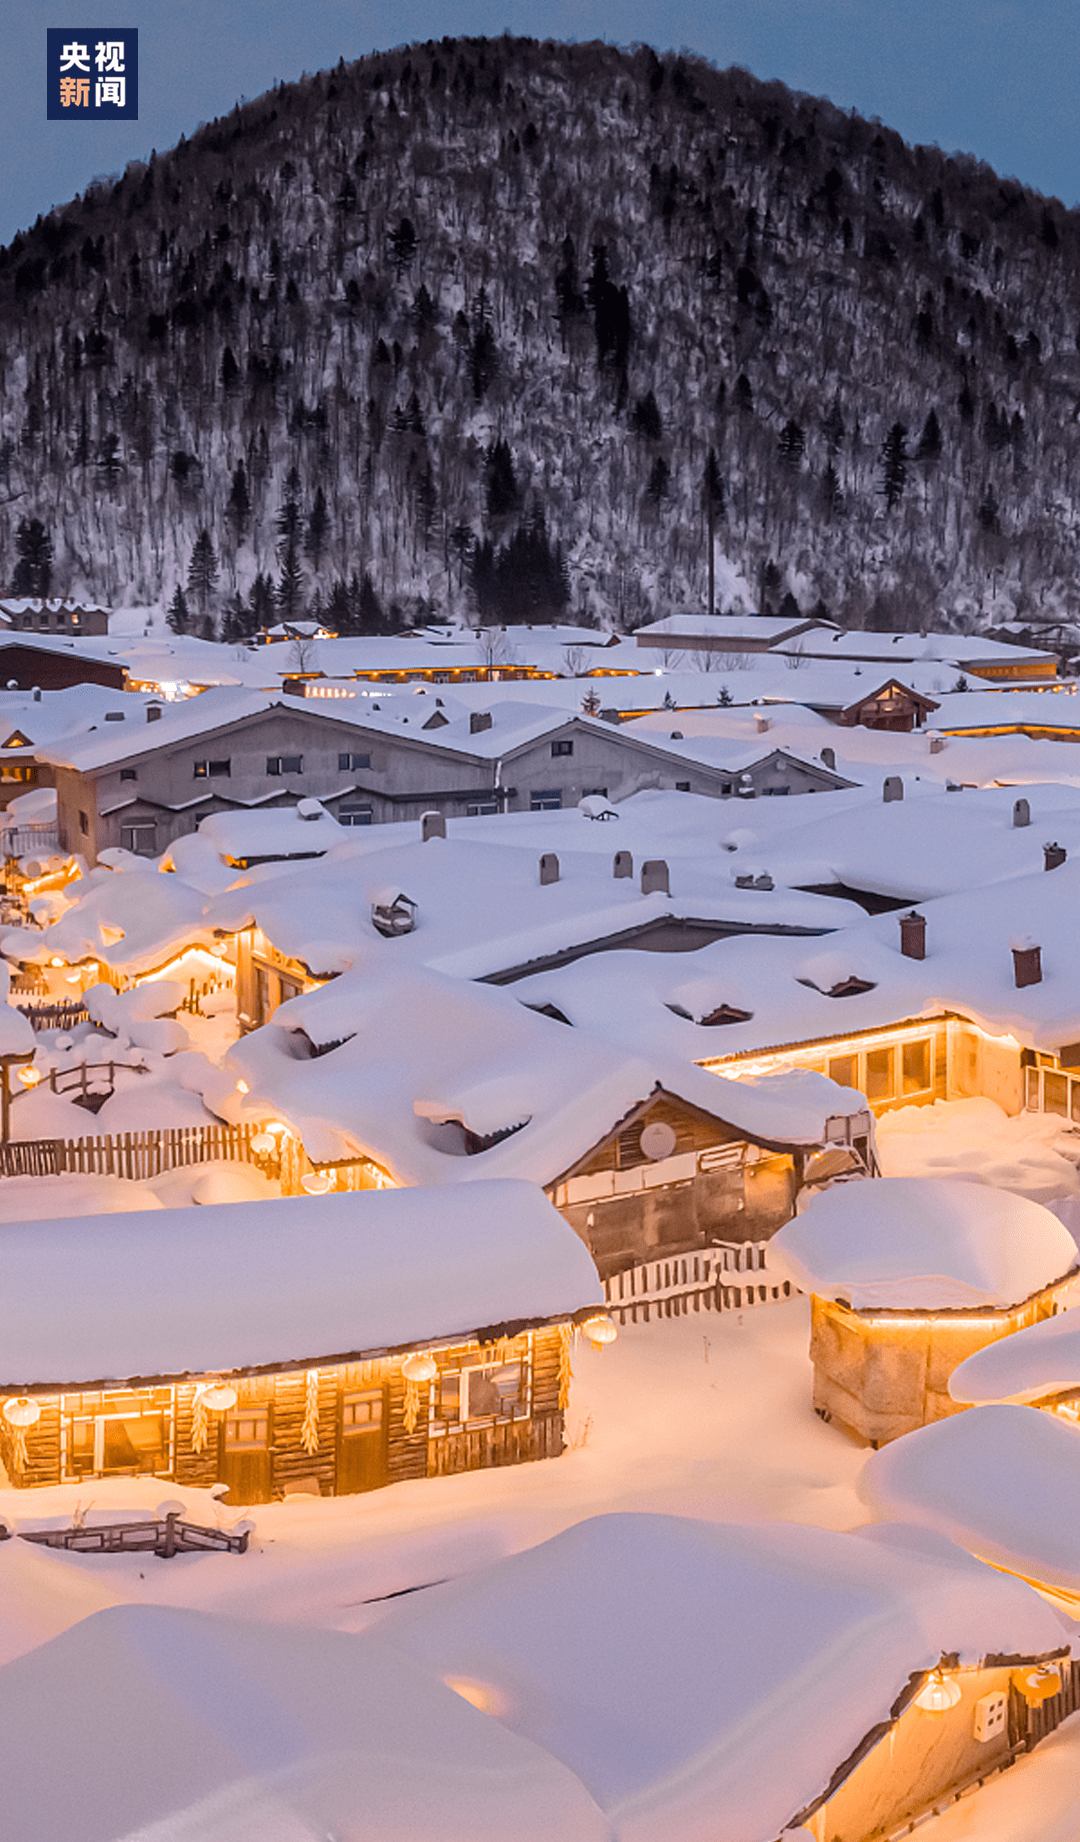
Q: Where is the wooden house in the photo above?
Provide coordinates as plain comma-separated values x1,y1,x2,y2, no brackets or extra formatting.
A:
770,1177,1079,1446
0,1181,606,1504
948,1305,1080,1424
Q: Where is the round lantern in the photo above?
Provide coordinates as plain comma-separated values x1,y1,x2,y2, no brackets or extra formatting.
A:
401,1352,438,1384
1014,1664,1061,1706
198,1382,238,1413
250,1131,275,1156
235,1078,250,1095
2,1396,40,1428
17,1066,40,1088
581,1314,619,1348
915,1671,962,1714
301,1170,333,1195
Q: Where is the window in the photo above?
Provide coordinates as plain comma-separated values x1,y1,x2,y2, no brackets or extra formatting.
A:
120,768,137,782
266,755,303,775
338,751,371,771
530,789,562,811
551,739,574,757
79,810,89,835
436,1361,524,1427
901,1039,931,1095
467,800,499,816
341,1389,383,1433
121,823,157,855
582,787,608,798
1043,1070,1069,1117
864,1046,895,1102
338,804,373,827
62,1387,173,1480
675,781,691,793
828,1053,857,1088
194,759,230,778
721,781,733,795
223,1407,269,1450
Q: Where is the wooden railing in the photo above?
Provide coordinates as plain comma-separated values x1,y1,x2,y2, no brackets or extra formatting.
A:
603,1241,796,1325
16,999,91,1033
13,1513,250,1558
0,1120,264,1183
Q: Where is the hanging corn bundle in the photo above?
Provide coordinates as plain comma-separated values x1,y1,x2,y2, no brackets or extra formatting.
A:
558,1322,573,1410
301,1368,320,1454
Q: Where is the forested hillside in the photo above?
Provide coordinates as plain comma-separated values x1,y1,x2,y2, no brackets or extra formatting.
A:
2,35,1080,635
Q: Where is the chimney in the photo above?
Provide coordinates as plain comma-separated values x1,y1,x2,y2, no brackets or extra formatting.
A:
539,852,559,886
899,911,926,960
883,776,903,803
927,731,946,754
31,686,40,703
1012,936,1042,988
820,746,835,770
754,712,771,734
1045,841,1067,871
613,850,633,879
1013,798,1031,829
641,859,670,896
421,810,446,842
470,711,493,734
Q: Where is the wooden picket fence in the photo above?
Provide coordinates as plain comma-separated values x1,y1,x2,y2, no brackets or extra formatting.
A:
603,1241,796,1325
0,1121,264,1183
16,1000,91,1033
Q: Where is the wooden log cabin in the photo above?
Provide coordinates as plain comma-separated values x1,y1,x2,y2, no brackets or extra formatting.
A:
0,1181,606,1504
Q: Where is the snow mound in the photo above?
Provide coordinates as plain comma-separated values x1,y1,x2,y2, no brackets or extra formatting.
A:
949,1306,1080,1404
770,1176,1077,1309
859,1403,1080,1595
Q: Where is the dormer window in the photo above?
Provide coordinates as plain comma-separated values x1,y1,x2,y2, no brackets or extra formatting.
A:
827,976,876,998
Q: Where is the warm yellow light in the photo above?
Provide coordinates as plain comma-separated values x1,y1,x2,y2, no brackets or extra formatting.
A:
265,1120,288,1137
857,1314,1013,1329
49,956,64,968
443,1676,509,1717
249,1131,275,1156
401,1351,438,1383
235,1079,249,1094
17,1065,40,1087
300,1170,333,1195
582,1314,619,1347
915,1670,962,1714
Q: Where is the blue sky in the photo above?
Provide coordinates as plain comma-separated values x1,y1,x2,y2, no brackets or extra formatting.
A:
4,1,1078,245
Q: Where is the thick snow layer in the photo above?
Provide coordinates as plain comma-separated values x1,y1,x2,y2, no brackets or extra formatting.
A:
197,802,342,861
878,1096,1080,1205
220,961,864,1177
0,1536,122,1666
859,1403,1080,1595
379,1511,1067,1842
0,1180,601,1388
2,866,217,975
769,1177,1077,1308
0,1605,608,1842
948,1308,1080,1404
0,1173,166,1220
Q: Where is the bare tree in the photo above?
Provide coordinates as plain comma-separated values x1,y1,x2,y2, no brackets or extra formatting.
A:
475,627,520,680
562,644,587,676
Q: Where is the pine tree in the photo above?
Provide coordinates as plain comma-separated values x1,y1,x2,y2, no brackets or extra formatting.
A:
357,572,384,632
389,216,418,274
221,592,253,643
226,462,250,540
915,410,942,465
703,449,725,615
630,392,662,439
276,541,304,620
304,486,330,571
166,584,191,634
486,440,518,518
186,529,218,614
821,463,842,522
716,685,733,707
248,572,276,632
12,517,53,597
880,423,908,510
777,420,806,473
645,457,670,504
275,466,302,562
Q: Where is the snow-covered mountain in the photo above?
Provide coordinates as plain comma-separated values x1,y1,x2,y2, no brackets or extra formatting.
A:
1,36,1078,636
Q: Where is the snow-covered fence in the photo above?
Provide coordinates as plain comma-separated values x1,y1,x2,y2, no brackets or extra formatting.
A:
43,1121,264,1183
603,1241,796,1325
16,1000,91,1032
4,823,59,859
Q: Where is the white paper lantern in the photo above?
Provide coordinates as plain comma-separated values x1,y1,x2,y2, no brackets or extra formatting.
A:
915,1672,962,1714
2,1396,40,1428
402,1352,438,1384
581,1315,619,1347
198,1382,238,1413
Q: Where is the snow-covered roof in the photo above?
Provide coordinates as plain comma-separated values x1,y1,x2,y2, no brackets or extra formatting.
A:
0,1604,607,1842
1,865,218,976
932,690,1080,733
194,801,343,862
770,629,1059,668
0,1181,601,1390
379,1510,1068,1842
949,1306,1080,1404
635,612,823,641
859,1403,1080,1597
768,1177,1077,1310
216,962,866,1176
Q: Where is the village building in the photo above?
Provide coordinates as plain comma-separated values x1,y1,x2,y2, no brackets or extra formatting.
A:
34,690,854,863
0,598,111,637
770,1177,1079,1445
378,1510,1076,1842
768,627,1061,682
0,635,127,693
215,962,875,1278
930,687,1080,742
633,609,836,654
0,1180,604,1503
861,1401,1080,1615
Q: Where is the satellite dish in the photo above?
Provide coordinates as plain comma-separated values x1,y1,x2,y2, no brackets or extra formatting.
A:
640,1121,677,1161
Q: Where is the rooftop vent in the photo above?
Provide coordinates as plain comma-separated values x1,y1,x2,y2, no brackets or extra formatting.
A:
641,859,669,896
613,850,633,879
1012,937,1042,988
899,911,926,960
539,852,559,886
883,776,903,803
1045,841,1067,871
470,711,493,734
820,746,836,770
421,810,446,842
1013,798,1031,829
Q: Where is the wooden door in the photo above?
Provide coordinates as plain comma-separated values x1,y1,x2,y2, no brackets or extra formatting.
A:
336,1386,388,1495
218,1402,274,1505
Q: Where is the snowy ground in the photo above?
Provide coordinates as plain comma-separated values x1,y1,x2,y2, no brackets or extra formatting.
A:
878,1095,1080,1206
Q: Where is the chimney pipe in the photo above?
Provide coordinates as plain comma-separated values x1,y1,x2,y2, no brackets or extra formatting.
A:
539,853,559,886
421,810,446,842
641,859,670,896
613,851,633,879
1044,841,1067,871
1012,937,1042,988
899,911,926,960
883,776,903,803
1013,798,1030,829
820,746,835,770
